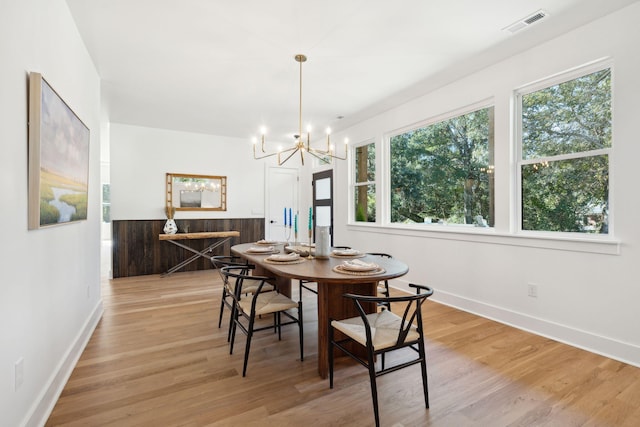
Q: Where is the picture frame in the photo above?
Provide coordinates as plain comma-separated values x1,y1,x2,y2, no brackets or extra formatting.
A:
28,72,90,229
166,173,227,212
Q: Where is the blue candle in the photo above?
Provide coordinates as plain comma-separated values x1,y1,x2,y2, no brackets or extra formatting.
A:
288,208,292,228
294,214,298,233
284,207,287,226
308,207,312,230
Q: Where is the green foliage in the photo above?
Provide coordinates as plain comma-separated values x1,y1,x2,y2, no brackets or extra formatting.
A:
39,200,60,225
390,107,493,225
60,193,88,221
522,68,610,233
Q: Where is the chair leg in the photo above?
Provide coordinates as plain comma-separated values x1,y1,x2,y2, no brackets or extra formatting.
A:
242,316,255,377
367,350,381,427
328,322,335,389
418,341,430,409
226,303,236,342
218,288,226,328
298,302,304,361
277,312,282,341
229,313,238,355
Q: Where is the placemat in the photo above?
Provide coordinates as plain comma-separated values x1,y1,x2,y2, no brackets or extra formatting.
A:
330,252,366,259
245,249,280,255
332,265,386,276
264,258,307,265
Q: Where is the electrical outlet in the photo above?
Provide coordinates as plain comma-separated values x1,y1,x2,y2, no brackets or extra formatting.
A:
527,283,538,298
15,357,24,391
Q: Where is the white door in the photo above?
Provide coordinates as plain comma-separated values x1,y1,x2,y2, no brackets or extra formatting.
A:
266,167,299,241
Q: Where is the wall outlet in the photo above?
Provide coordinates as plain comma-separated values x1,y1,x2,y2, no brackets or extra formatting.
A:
527,283,538,298
15,357,24,391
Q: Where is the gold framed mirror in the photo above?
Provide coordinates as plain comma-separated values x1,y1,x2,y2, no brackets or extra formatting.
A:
166,173,227,212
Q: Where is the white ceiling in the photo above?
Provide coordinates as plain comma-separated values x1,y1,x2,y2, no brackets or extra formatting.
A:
66,0,636,144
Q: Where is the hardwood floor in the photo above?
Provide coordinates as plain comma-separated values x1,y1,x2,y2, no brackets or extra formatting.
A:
46,270,640,426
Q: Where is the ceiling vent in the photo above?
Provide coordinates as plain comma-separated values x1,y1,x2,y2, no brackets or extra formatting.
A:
503,10,548,34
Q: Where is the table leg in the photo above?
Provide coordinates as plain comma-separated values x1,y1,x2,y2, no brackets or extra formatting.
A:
161,237,232,276
316,281,377,379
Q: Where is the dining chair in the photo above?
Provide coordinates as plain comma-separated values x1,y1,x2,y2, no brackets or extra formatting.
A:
298,245,352,301
222,265,304,377
211,256,272,341
328,283,434,427
366,252,393,310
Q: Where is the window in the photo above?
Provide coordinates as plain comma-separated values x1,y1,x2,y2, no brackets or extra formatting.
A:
390,105,494,227
518,67,611,234
102,183,111,223
354,141,376,222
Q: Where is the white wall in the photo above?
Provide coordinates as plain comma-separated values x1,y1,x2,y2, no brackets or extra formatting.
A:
110,123,267,221
332,4,640,367
0,1,102,426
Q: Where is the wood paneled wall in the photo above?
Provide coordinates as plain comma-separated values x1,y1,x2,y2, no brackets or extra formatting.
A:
112,218,264,278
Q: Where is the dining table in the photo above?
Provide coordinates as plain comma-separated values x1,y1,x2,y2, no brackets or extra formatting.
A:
231,242,409,378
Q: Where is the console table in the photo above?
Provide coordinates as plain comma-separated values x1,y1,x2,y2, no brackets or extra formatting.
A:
159,231,240,276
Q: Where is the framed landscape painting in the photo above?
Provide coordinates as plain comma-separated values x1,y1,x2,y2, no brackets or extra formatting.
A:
28,72,90,229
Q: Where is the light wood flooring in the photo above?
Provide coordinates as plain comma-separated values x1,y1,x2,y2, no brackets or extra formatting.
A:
46,270,640,426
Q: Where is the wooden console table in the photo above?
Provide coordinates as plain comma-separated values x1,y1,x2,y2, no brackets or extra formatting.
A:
159,231,240,276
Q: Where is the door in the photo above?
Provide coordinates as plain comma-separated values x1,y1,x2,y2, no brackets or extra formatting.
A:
312,169,334,246
267,167,299,241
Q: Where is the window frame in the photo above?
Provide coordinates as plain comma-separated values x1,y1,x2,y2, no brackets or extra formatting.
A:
349,138,378,225
514,60,614,238
385,99,495,229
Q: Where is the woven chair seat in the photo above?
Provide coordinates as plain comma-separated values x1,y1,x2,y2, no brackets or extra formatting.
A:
239,291,298,316
331,309,419,351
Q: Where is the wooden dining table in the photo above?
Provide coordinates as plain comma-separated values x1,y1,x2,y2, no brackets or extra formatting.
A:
231,242,409,378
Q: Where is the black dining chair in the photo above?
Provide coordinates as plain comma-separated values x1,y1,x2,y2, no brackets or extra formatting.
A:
366,252,393,310
211,256,272,341
328,283,434,427
222,265,304,377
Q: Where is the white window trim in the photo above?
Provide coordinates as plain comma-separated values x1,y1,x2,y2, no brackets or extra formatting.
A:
514,59,613,238
349,138,377,224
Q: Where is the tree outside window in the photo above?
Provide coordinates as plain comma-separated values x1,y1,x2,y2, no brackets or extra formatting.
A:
390,106,494,226
354,142,375,222
519,67,611,233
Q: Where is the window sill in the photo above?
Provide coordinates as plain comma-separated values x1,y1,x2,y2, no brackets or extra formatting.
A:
346,222,620,255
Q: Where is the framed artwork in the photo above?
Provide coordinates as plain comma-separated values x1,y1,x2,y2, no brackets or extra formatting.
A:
28,72,90,229
166,173,227,212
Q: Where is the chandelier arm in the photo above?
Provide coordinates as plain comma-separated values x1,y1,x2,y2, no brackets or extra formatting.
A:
278,147,301,166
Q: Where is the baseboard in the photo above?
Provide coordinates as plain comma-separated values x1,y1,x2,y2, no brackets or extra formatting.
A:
390,282,640,369
23,299,104,427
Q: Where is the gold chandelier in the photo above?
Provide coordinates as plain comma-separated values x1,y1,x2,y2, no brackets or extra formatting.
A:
253,54,347,166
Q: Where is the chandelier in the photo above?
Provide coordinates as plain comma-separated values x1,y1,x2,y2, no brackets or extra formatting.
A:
253,54,347,166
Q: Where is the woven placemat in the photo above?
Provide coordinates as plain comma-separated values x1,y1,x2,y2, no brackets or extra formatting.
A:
330,252,366,259
332,265,386,276
264,257,306,265
245,249,280,255
254,241,280,246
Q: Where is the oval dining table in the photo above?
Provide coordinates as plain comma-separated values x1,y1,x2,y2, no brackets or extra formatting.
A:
231,242,409,379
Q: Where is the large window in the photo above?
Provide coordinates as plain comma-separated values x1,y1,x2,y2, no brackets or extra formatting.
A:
518,66,611,234
354,141,376,222
390,106,494,226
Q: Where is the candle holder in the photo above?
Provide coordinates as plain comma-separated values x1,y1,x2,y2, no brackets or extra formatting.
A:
307,229,313,259
284,225,292,245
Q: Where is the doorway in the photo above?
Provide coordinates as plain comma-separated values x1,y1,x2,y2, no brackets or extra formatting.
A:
312,169,334,246
266,167,299,241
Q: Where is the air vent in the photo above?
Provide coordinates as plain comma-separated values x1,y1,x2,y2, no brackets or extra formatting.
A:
503,10,548,34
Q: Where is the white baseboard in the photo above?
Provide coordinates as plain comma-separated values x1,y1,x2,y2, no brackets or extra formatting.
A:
390,282,640,368
23,299,104,427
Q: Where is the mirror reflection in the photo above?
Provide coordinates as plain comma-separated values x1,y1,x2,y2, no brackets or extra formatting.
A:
166,173,227,211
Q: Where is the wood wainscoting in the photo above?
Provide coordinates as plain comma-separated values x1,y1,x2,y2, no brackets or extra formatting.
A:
111,218,264,278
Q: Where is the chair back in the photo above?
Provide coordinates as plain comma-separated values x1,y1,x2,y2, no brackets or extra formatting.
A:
343,284,433,348
220,265,273,302
211,256,251,284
